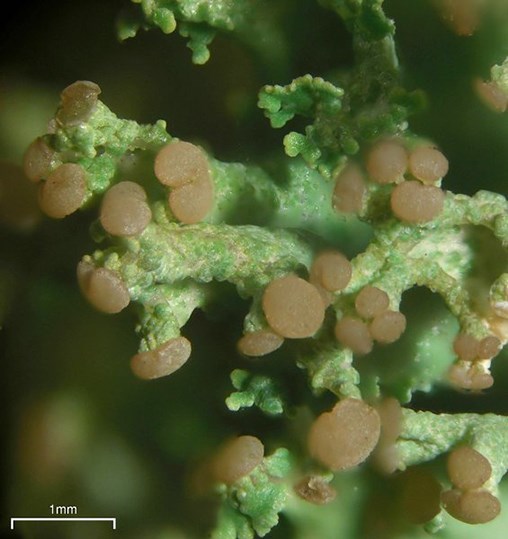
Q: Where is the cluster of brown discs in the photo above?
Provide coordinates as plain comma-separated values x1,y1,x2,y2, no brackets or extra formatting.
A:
441,446,500,524
154,140,214,224
238,251,352,357
78,260,192,381
367,138,448,224
448,362,494,391
333,138,448,224
335,286,406,355
448,332,501,390
453,332,501,361
22,81,103,219
307,398,381,471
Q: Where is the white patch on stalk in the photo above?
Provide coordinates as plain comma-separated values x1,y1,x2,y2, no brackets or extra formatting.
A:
492,300,508,319
408,231,471,280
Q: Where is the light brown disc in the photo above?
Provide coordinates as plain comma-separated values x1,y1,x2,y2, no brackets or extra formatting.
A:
168,171,214,224
377,397,403,442
366,140,408,184
77,261,130,314
56,81,101,126
447,446,492,490
262,275,325,339
453,333,480,361
372,397,403,475
332,163,366,213
400,468,442,524
211,435,264,485
373,442,400,476
310,250,352,292
369,311,407,344
478,336,501,359
474,79,508,113
441,489,462,521
237,330,284,357
23,137,57,182
104,181,146,200
448,363,494,391
130,336,192,379
458,490,501,524
294,475,337,505
100,181,152,237
437,0,480,36
313,283,333,308
334,316,373,355
355,286,389,319
390,181,445,224
154,140,210,188
442,489,501,524
39,163,86,218
308,398,381,471
408,146,449,184
469,372,494,390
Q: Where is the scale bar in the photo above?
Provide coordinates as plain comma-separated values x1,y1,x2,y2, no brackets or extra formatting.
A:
11,517,116,530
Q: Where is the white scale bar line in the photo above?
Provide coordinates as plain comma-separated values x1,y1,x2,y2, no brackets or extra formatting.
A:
11,517,116,530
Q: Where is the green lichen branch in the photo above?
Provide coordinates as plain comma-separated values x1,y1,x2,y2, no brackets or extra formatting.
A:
258,71,423,179
300,192,507,399
40,93,355,239
212,447,292,539
397,408,508,529
211,406,508,537
33,90,507,399
117,0,287,67
258,0,424,177
490,56,508,96
226,369,285,416
318,0,394,40
118,0,423,176
87,220,314,351
398,408,508,487
44,98,169,205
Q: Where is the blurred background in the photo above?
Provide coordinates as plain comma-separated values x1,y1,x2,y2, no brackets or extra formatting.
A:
1,1,508,538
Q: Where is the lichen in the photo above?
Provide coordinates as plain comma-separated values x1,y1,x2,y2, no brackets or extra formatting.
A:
19,0,508,536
